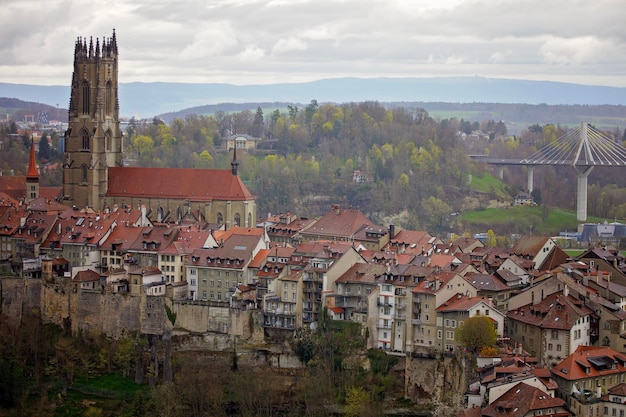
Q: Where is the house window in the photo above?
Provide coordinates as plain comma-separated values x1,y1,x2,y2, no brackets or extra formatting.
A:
551,330,558,340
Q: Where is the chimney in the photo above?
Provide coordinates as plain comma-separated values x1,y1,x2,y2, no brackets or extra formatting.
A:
389,224,395,239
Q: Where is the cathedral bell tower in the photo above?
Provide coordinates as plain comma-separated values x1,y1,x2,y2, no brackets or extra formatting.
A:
63,30,122,210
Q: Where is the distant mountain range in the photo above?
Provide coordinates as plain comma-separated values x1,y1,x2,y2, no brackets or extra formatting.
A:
1,77,625,119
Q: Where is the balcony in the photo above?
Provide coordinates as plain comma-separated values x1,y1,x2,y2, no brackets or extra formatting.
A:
412,319,421,326
396,303,406,310
377,323,392,329
395,313,406,320
263,321,295,329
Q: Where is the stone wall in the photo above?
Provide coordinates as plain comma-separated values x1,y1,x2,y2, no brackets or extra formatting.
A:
405,353,474,405
3,278,268,345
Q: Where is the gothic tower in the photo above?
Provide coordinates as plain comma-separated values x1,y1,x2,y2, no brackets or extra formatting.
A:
63,30,122,210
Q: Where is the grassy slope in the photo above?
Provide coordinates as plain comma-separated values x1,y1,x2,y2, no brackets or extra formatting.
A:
462,172,612,236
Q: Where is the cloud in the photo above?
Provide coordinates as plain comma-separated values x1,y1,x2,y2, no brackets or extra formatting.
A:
0,0,624,87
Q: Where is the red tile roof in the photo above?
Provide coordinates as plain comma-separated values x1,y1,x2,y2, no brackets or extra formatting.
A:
507,292,594,330
106,167,254,201
482,382,568,417
551,345,626,381
300,205,378,240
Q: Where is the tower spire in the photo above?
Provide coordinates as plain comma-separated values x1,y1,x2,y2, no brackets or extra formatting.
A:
26,137,39,180
231,143,239,176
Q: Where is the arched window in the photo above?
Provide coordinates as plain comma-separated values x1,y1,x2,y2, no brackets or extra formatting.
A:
105,80,112,114
82,80,90,114
602,336,611,346
234,213,241,227
81,164,88,184
248,213,252,228
177,207,183,221
217,212,223,224
105,129,112,151
81,129,90,150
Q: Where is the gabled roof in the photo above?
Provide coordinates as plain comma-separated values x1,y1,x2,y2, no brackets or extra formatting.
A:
482,382,567,417
106,167,254,201
436,294,496,313
300,205,378,240
335,263,387,285
551,345,626,381
465,273,510,292
73,269,100,282
608,383,626,397
507,292,594,330
452,236,485,253
537,245,569,272
511,236,551,258
99,224,145,252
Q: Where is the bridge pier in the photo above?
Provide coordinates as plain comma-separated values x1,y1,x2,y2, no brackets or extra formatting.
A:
498,166,504,180
527,166,534,192
576,166,594,222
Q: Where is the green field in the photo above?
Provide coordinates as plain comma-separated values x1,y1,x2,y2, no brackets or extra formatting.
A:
460,206,607,237
468,172,511,199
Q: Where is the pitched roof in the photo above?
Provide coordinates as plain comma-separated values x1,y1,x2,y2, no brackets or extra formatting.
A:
511,236,550,258
551,345,626,381
507,292,594,330
300,205,378,240
482,382,567,417
106,167,254,201
436,294,495,312
73,269,100,282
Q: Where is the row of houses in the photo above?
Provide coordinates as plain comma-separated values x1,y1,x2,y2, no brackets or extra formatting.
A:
5,200,626,363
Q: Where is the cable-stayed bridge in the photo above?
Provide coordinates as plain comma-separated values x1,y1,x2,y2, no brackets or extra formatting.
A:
471,122,626,222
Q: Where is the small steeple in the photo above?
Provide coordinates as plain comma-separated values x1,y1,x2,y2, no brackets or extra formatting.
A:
231,144,239,176
26,137,39,180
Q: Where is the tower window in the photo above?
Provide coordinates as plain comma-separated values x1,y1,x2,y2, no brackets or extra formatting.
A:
105,130,112,151
82,81,90,114
81,164,88,184
81,130,90,150
217,212,223,224
105,80,112,114
234,213,240,227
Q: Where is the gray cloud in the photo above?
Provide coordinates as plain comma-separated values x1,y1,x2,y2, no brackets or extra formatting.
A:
0,0,624,87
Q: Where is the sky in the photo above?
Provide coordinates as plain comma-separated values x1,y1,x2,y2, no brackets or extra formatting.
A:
1,0,625,88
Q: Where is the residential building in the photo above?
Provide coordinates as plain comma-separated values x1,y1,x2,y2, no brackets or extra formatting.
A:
411,271,478,352
299,205,389,250
482,382,571,417
507,290,596,367
436,294,506,353
551,346,626,417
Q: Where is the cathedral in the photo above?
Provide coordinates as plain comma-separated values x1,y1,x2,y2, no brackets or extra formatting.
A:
62,31,256,228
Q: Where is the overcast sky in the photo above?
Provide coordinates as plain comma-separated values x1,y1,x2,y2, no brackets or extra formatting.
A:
1,0,625,87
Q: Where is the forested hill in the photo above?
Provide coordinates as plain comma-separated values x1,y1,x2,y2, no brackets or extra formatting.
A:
159,102,626,130
2,76,625,118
